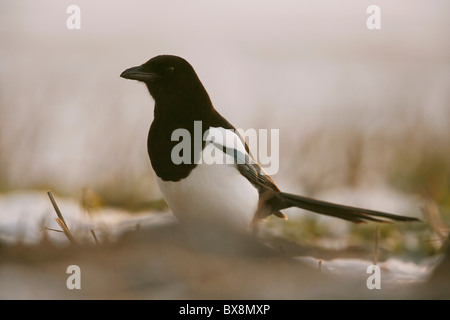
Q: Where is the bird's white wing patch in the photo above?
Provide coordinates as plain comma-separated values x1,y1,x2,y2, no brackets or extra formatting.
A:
202,127,255,165
204,127,247,153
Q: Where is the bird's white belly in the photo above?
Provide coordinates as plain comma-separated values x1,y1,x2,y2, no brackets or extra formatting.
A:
155,161,259,229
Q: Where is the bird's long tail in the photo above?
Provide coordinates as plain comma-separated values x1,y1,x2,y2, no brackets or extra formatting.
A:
278,192,420,223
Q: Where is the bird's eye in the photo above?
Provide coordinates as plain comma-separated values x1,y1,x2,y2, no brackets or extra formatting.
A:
164,66,175,76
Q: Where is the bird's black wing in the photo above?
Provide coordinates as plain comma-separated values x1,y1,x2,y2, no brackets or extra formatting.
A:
209,140,280,193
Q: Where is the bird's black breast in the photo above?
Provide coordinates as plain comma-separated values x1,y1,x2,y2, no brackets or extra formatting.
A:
147,108,237,182
147,119,198,181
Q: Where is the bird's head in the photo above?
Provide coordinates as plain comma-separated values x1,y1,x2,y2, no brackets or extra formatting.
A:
120,55,209,106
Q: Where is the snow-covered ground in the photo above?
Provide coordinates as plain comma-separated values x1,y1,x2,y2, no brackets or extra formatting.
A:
297,256,440,286
0,190,437,291
0,191,176,245
0,185,422,245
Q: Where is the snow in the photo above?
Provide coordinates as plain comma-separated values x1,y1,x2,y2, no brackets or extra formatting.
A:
296,256,440,285
0,191,176,245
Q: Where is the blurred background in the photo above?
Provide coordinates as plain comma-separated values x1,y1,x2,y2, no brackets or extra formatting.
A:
0,1,449,257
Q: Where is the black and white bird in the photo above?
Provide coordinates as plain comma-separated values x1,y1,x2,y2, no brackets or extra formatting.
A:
120,55,418,230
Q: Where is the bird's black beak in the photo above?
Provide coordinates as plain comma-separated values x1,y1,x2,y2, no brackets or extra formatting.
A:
120,66,161,82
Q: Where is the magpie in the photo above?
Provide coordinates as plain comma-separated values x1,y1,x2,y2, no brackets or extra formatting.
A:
120,55,419,230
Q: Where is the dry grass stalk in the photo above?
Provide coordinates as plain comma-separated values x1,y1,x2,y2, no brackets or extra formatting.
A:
47,190,76,244
373,225,380,265
47,191,67,226
90,229,100,245
55,217,76,244
42,227,64,233
421,198,449,243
